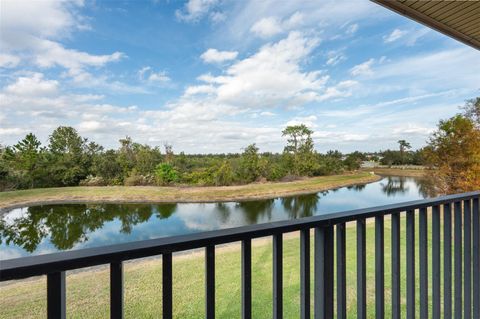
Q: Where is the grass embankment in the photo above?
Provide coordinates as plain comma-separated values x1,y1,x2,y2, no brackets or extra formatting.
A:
362,167,426,177
0,172,379,210
0,214,442,318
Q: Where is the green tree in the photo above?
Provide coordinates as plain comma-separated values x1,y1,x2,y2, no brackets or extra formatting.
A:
239,144,261,183
48,126,87,186
4,133,45,188
397,139,411,164
460,97,480,127
155,163,178,185
214,160,235,186
425,114,480,193
282,124,315,175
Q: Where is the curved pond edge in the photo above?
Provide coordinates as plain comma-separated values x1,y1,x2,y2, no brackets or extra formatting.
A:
0,173,382,213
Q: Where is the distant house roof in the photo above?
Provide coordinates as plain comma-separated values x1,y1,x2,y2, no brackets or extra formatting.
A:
372,0,480,50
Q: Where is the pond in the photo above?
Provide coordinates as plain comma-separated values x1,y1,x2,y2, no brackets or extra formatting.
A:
0,176,431,260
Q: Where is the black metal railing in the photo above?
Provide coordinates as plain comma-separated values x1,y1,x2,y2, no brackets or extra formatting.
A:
1,191,479,319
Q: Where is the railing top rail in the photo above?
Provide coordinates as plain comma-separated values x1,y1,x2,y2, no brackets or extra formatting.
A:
1,191,478,281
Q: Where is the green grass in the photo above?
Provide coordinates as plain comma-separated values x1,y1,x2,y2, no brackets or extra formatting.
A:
0,172,379,210
1,211,457,318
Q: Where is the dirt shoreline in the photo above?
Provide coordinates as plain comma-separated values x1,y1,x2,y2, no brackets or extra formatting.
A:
0,173,381,212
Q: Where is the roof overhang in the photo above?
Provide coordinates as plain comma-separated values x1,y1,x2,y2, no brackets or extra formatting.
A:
372,0,480,50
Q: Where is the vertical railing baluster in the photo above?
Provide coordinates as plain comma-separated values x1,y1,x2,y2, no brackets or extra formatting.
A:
205,245,215,319
273,233,283,319
337,223,346,319
391,213,400,319
464,199,472,319
337,223,347,319
454,201,463,319
300,229,310,319
473,197,480,319
375,216,384,319
419,207,428,319
432,205,441,318
356,219,366,319
110,262,124,319
47,271,66,319
406,209,415,319
242,239,252,319
445,203,453,318
315,225,334,319
162,253,172,319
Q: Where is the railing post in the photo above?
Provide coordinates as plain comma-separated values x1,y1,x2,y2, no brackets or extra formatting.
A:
300,229,311,319
464,199,472,319
445,203,453,318
273,233,283,319
473,197,480,319
419,207,428,319
375,215,384,319
432,205,441,318
242,239,252,319
337,223,346,319
47,271,66,319
406,209,415,319
110,262,124,319
391,213,400,319
357,218,367,319
205,245,215,319
454,201,463,319
314,225,334,319
162,253,172,319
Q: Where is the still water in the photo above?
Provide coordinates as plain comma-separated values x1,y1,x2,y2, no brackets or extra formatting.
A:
0,176,430,260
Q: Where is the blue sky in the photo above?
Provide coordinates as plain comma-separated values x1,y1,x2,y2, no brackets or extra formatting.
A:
0,0,479,153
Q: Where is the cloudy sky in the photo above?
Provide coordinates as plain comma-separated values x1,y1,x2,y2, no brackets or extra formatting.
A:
1,0,479,153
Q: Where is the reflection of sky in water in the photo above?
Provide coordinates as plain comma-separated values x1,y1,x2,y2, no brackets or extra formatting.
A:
1,176,427,260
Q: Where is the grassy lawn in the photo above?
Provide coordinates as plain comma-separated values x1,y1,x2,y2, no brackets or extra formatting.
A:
0,172,379,210
363,167,426,177
1,212,450,318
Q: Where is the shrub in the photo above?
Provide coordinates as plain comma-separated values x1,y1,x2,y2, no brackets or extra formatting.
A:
155,163,179,186
124,173,155,186
79,175,107,186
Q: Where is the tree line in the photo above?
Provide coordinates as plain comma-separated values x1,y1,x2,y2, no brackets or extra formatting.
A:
0,124,365,191
1,97,478,194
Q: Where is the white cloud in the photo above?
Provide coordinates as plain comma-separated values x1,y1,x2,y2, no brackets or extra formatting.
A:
200,49,238,64
138,67,171,85
175,0,219,22
0,53,20,68
196,32,336,109
345,23,358,35
371,48,480,90
4,73,59,97
250,12,303,38
0,0,85,41
350,58,375,76
226,0,379,43
250,17,283,38
209,11,226,23
383,28,408,43
286,115,317,127
1,0,124,84
326,51,346,66
260,111,276,116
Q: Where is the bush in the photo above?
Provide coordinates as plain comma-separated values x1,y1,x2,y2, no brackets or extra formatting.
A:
79,175,107,186
155,163,179,186
124,173,155,186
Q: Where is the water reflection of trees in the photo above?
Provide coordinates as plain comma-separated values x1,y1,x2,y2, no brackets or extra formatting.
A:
281,194,320,219
380,176,435,198
0,203,177,253
234,199,275,224
380,177,409,196
347,184,366,191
